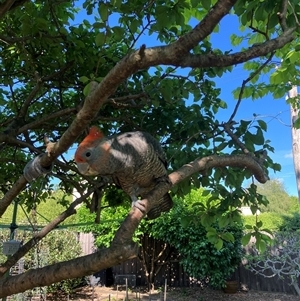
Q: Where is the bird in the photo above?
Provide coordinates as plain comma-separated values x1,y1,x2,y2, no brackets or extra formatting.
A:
74,126,173,219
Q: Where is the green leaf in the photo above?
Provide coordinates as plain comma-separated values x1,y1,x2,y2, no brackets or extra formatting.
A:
253,128,264,145
256,220,263,228
257,120,267,131
201,213,215,227
214,238,223,250
79,76,90,83
202,189,211,196
258,240,267,253
180,216,191,227
191,0,199,8
206,227,217,236
99,4,109,21
218,216,229,228
221,232,234,243
95,32,106,46
241,233,252,246
201,0,211,11
83,82,91,96
294,118,300,129
270,72,283,85
112,26,125,41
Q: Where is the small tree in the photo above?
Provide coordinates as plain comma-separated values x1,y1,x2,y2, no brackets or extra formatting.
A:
256,179,299,214
0,229,83,298
246,231,300,296
77,200,175,291
151,189,244,289
43,230,84,297
78,188,244,290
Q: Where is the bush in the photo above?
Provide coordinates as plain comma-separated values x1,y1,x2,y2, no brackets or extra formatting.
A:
242,212,283,231
278,212,300,231
150,195,244,289
0,229,83,296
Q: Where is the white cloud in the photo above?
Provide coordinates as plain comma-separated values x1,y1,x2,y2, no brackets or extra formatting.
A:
284,151,293,159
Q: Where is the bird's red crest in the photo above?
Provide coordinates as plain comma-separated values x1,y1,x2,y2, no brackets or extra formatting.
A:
87,126,104,140
79,126,104,146
74,126,104,163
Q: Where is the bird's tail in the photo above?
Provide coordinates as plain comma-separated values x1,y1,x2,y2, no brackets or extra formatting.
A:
147,193,173,220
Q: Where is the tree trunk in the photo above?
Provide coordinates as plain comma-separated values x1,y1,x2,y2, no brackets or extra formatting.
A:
289,86,300,201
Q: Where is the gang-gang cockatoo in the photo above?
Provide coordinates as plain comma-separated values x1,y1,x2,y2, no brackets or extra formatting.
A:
74,126,173,219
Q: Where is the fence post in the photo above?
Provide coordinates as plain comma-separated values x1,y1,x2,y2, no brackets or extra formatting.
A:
126,278,128,301
164,279,167,301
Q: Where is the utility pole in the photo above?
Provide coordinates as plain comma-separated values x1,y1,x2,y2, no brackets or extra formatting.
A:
288,85,300,201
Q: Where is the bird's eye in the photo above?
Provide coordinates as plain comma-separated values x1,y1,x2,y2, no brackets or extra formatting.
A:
86,151,91,158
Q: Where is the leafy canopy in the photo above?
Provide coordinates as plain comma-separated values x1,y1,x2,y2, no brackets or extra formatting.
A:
78,188,243,288
0,0,300,296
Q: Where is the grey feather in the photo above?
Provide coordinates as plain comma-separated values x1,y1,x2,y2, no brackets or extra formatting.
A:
80,131,173,219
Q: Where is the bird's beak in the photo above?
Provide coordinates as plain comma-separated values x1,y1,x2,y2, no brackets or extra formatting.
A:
76,162,99,176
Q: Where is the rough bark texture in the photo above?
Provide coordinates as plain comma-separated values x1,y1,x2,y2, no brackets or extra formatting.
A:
289,86,300,201
0,0,295,218
0,0,297,297
0,153,268,297
0,242,138,297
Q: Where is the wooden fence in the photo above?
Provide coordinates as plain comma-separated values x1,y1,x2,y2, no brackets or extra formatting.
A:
79,233,299,296
98,258,298,295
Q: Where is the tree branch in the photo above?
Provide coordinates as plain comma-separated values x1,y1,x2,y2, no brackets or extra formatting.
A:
0,242,138,297
0,152,268,296
0,0,29,19
0,0,290,243
0,185,102,276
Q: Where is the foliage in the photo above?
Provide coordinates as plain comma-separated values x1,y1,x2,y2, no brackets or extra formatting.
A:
1,190,75,226
278,212,300,231
242,212,283,231
150,190,244,289
0,0,300,296
246,231,300,296
256,180,299,214
42,230,84,295
78,188,243,288
77,203,129,248
0,0,289,212
0,229,83,295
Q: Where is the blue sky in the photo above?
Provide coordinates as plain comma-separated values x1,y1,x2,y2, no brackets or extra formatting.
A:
73,2,297,196
209,16,296,196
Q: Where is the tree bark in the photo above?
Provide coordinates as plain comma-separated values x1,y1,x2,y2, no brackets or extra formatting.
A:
0,153,268,297
289,86,300,201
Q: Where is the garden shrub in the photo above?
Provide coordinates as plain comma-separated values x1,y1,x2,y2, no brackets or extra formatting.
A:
150,197,244,289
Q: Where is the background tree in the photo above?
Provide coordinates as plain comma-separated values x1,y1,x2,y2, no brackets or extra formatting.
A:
246,231,300,296
243,180,300,232
78,188,243,290
0,0,300,297
150,189,243,289
256,179,299,214
0,229,83,297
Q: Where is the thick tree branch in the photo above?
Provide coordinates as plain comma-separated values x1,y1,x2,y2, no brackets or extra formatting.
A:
171,0,238,55
0,152,268,297
0,0,293,233
0,185,102,276
178,28,295,68
0,242,138,297
0,0,28,19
